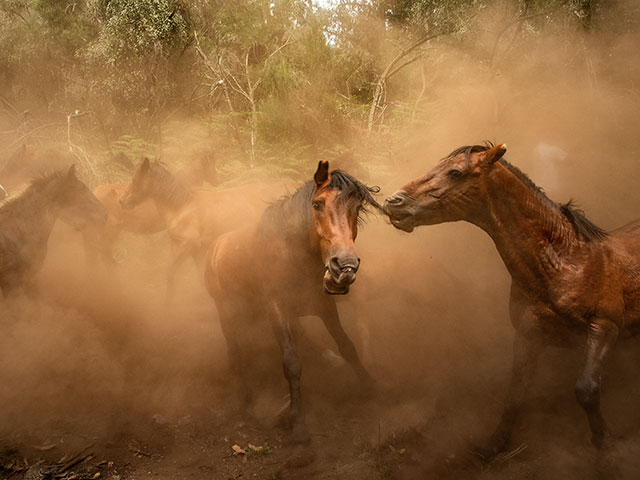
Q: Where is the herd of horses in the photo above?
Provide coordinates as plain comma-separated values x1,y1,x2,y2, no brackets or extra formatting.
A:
1,142,639,459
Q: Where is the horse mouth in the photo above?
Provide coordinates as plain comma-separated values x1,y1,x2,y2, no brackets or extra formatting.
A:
389,214,415,233
383,200,416,233
323,269,351,295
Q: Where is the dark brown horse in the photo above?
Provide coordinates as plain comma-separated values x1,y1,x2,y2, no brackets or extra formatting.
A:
204,162,381,444
119,159,280,302
384,143,640,455
0,165,106,296
85,152,218,266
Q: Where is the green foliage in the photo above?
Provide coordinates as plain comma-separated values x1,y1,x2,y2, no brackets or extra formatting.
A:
83,0,191,130
92,0,189,57
377,0,484,35
111,135,155,160
0,0,634,179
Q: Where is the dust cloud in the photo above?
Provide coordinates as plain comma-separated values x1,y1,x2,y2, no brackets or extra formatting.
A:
1,2,640,479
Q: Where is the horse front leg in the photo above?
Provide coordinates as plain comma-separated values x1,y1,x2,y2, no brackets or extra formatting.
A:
268,301,310,444
165,242,191,307
575,318,618,448
82,227,100,265
482,331,544,458
97,225,120,267
317,297,374,391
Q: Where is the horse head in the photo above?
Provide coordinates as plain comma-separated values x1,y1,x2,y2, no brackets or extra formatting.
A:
56,164,107,230
310,161,380,295
384,143,507,232
120,157,153,209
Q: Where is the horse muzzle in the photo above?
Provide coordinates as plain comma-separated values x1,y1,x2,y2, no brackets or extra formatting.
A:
323,256,359,295
384,191,416,232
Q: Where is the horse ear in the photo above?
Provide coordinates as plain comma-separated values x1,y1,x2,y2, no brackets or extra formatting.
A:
141,157,151,173
314,161,329,187
480,144,507,166
67,164,77,179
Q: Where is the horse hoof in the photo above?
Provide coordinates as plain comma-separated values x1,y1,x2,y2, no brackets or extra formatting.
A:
592,431,616,450
472,435,509,462
284,445,315,468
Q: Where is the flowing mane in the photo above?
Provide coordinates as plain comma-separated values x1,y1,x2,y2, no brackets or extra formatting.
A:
146,161,193,209
444,144,607,242
258,170,381,239
0,170,67,220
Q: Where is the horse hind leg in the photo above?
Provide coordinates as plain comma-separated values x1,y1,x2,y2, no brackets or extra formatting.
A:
575,318,619,448
216,299,254,411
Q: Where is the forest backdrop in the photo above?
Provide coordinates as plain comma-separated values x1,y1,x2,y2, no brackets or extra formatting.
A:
0,0,638,185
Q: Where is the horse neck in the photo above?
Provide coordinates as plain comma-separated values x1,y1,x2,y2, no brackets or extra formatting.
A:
259,190,320,264
147,170,191,218
2,182,60,244
469,164,582,288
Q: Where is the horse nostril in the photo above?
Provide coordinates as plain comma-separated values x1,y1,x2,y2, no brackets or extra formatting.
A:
329,256,359,278
385,194,405,207
329,256,342,276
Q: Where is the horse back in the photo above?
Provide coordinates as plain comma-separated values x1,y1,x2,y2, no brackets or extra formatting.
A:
188,183,286,247
609,218,640,252
605,218,640,329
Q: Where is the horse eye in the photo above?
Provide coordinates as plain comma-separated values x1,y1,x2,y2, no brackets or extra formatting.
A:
312,201,323,211
447,169,463,179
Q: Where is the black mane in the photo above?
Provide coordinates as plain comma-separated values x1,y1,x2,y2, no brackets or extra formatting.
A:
258,170,382,240
446,144,608,242
0,170,67,219
146,161,192,208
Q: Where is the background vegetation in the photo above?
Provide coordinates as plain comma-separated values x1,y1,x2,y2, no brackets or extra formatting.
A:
0,0,638,184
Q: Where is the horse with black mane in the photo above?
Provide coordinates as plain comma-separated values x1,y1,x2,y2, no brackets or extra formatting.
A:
0,165,106,296
385,143,640,456
205,161,381,444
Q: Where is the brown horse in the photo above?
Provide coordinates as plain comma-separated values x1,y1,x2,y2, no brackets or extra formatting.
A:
204,161,381,444
85,152,218,266
384,143,640,455
0,165,106,296
119,158,279,301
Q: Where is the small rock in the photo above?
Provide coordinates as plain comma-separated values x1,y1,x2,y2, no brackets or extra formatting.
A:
231,444,246,455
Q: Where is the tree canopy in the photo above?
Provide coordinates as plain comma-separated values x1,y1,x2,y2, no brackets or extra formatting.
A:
0,0,637,181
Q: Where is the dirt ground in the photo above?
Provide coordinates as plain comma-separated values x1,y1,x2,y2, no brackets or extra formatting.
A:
1,218,640,480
